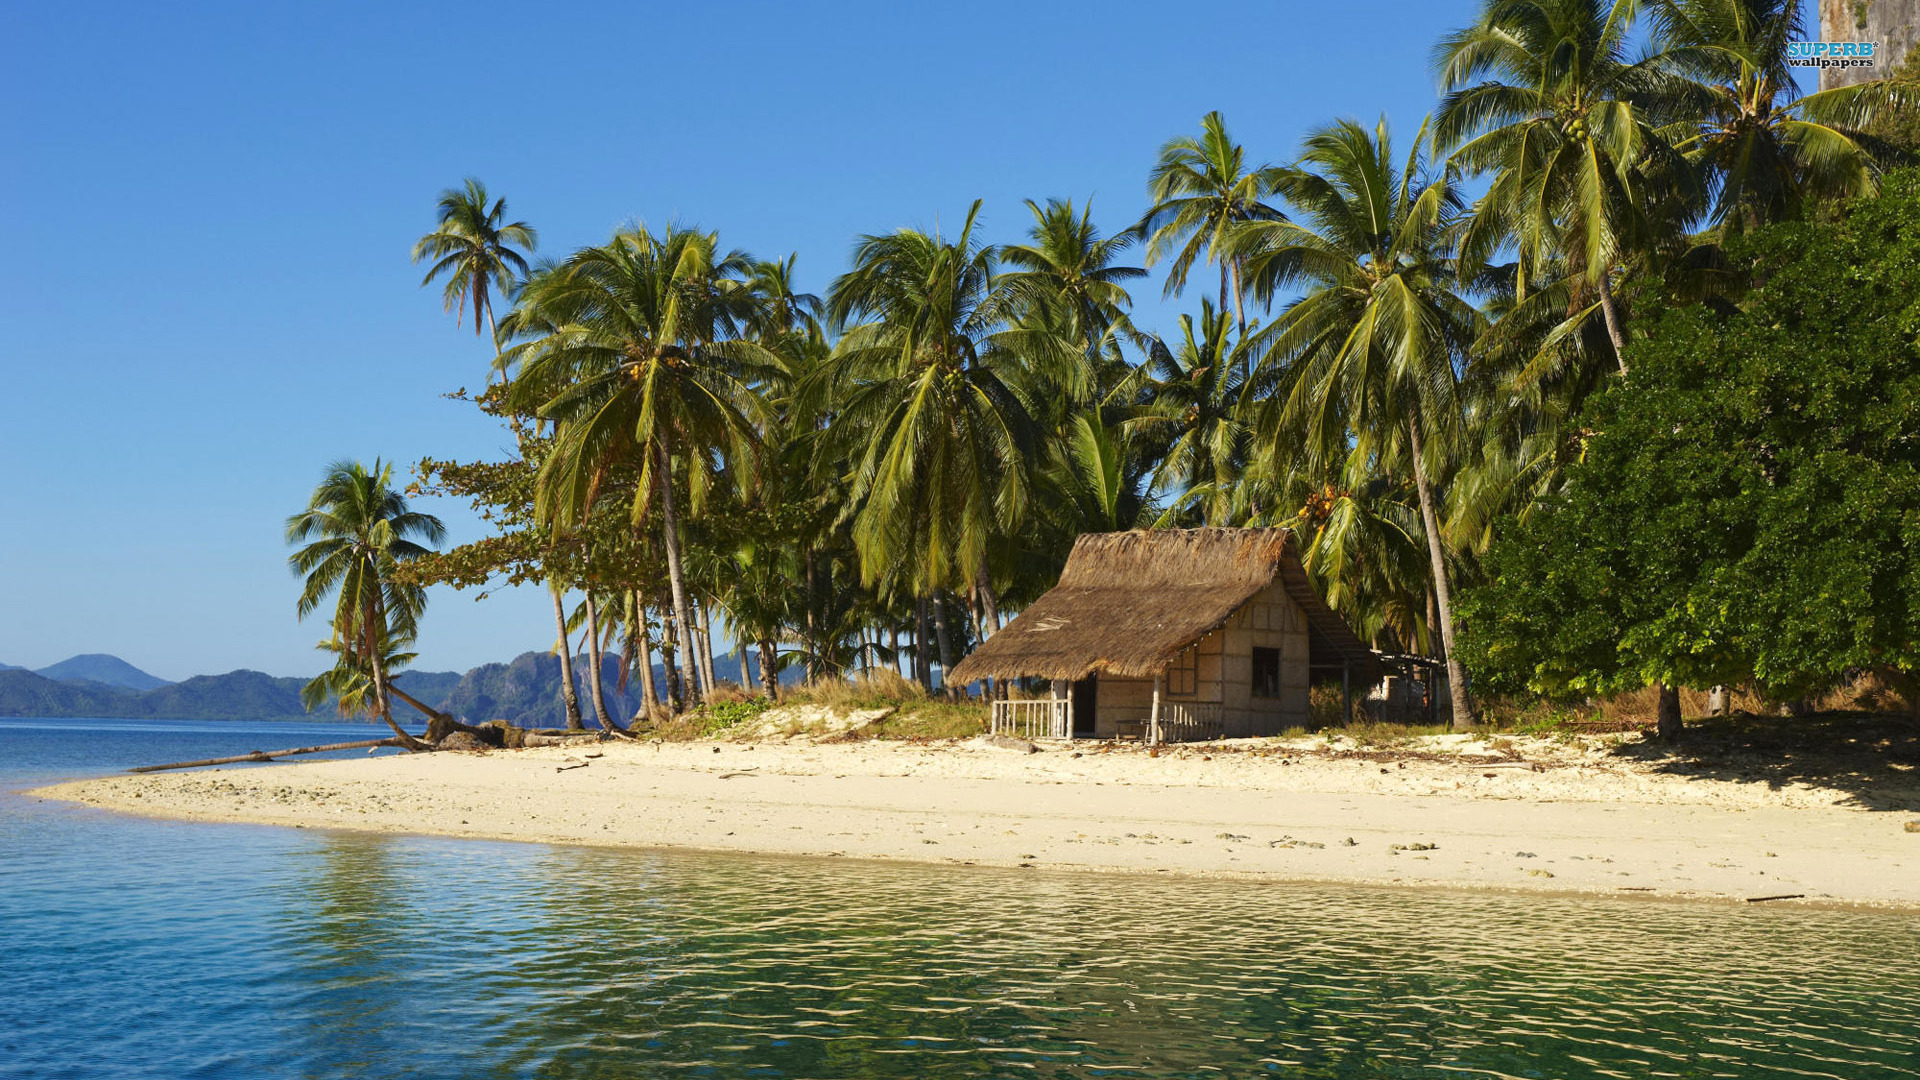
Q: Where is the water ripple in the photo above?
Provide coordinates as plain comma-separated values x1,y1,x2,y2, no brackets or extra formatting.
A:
3,720,1919,1078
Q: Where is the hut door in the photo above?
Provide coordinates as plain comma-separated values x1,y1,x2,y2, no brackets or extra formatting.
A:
1071,676,1098,737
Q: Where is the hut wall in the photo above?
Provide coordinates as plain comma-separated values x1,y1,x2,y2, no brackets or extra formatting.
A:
1218,579,1310,735
1090,581,1310,736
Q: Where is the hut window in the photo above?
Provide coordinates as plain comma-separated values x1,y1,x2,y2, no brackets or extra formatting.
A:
1252,646,1281,698
1168,646,1198,696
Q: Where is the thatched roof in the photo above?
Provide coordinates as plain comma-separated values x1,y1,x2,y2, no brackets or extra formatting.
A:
949,527,1372,683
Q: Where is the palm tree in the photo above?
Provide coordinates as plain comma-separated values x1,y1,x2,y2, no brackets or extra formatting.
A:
1433,0,1680,368
1122,299,1252,526
745,254,826,343
1000,198,1145,361
1648,0,1907,234
411,178,537,345
814,202,1059,660
502,224,775,707
287,460,445,749
1235,117,1483,729
1134,112,1285,336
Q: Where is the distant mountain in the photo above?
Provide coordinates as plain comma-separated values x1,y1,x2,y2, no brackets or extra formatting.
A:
0,662,23,671
0,651,769,725
34,654,172,691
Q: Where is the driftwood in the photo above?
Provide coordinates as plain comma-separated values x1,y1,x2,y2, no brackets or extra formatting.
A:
390,686,626,748
129,738,404,773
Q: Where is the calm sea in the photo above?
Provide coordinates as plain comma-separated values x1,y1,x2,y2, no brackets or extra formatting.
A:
2,716,1917,1079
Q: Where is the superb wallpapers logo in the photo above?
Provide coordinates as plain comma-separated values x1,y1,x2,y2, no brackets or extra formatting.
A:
1786,41,1879,69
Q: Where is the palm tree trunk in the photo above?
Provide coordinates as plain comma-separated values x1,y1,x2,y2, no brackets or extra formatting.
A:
659,602,683,714
634,597,659,722
932,591,955,694
1406,414,1474,731
976,578,1000,641
653,440,702,707
697,600,718,691
1597,273,1629,376
889,623,902,679
804,547,819,682
584,593,617,732
915,594,933,690
1230,258,1248,341
550,582,585,730
759,638,780,700
738,637,751,688
369,653,426,751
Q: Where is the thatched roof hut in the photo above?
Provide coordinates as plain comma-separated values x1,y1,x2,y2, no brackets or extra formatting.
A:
950,527,1372,685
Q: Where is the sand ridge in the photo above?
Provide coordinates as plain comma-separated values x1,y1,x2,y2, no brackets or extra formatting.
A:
31,733,1920,909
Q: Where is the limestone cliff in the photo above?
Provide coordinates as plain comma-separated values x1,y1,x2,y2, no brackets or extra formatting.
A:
1821,0,1920,88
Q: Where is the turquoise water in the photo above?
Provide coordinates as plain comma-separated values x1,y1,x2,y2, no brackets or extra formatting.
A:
3,718,1919,1079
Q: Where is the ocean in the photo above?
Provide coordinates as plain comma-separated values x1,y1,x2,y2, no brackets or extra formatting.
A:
3,716,1917,1079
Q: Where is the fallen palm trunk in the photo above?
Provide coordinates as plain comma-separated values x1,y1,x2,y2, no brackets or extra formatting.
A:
128,738,405,773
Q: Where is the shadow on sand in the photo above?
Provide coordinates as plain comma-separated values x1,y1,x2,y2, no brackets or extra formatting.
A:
1612,712,1920,812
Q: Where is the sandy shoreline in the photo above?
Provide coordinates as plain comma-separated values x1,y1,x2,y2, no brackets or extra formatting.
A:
30,732,1920,909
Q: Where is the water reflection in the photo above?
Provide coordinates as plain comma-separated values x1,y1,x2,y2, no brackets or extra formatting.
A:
5,714,1917,1080
259,843,1920,1079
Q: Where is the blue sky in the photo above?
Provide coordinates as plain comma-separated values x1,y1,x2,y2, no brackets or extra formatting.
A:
0,1,1638,679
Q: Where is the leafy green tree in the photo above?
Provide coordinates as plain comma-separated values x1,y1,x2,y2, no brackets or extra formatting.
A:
287,460,445,748
411,178,537,344
504,224,776,706
1459,173,1920,734
1135,112,1283,336
1235,117,1484,728
1861,48,1920,156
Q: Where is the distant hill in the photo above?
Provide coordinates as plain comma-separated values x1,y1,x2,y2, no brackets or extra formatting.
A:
34,654,172,691
0,662,23,671
0,651,768,725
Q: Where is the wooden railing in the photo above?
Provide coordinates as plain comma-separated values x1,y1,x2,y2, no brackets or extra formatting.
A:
1116,701,1225,744
991,698,1071,740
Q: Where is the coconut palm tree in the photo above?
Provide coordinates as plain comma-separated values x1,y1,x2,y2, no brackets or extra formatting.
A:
1134,112,1285,335
1649,0,1908,234
411,178,537,345
745,254,826,343
287,459,445,749
1121,299,1253,526
547,580,586,730
1234,117,1483,729
1433,0,1682,368
1000,197,1145,360
502,224,776,707
813,201,1058,656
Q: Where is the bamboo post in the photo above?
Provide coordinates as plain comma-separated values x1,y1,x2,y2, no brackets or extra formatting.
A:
1150,672,1164,746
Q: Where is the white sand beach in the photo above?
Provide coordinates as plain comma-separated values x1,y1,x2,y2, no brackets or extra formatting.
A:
32,731,1920,909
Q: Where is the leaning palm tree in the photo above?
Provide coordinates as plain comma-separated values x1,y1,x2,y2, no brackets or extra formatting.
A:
287,460,445,749
1648,0,1909,234
1134,112,1285,335
812,201,1059,660
502,224,775,707
411,178,537,344
1234,117,1484,729
1433,0,1683,368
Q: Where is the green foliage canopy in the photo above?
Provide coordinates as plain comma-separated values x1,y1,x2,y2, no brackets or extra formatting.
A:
1459,172,1920,700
